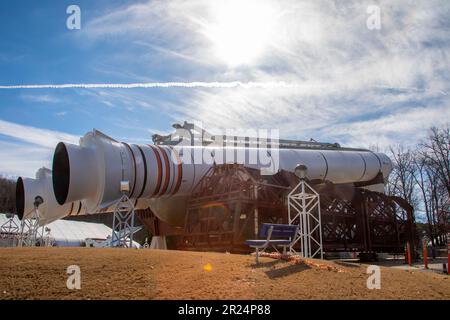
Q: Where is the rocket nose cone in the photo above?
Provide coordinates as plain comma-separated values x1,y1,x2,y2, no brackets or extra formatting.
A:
16,177,25,220
52,142,70,205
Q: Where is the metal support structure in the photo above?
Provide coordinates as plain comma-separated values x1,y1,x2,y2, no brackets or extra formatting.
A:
18,208,42,247
18,196,44,247
143,237,150,248
148,215,167,249
153,121,342,150
136,208,172,249
137,161,414,255
288,176,323,259
174,164,288,252
150,236,167,249
43,227,54,247
253,185,259,238
0,213,20,247
111,192,138,248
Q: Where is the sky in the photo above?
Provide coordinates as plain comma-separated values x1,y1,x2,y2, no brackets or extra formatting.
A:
0,0,449,178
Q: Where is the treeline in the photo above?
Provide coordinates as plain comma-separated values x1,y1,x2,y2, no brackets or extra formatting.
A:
386,125,449,247
0,176,16,213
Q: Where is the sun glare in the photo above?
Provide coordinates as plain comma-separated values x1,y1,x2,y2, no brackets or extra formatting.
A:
205,0,278,67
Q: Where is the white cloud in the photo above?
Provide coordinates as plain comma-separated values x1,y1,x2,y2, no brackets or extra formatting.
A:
321,103,450,150
0,0,443,155
0,120,80,177
0,119,79,149
4,1,448,179
0,140,51,178
20,94,61,104
147,128,172,136
77,0,450,151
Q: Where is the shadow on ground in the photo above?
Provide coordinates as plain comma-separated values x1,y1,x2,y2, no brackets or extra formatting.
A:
265,263,311,279
334,260,360,268
250,259,282,269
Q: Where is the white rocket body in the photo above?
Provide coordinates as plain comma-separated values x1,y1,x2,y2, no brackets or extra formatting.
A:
16,167,86,226
52,130,392,227
16,166,147,226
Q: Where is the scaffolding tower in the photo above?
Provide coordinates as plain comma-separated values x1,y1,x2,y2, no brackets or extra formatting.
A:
0,213,20,247
110,181,140,248
287,165,323,259
18,196,44,247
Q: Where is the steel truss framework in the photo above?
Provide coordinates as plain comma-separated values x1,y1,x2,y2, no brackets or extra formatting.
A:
136,208,170,249
111,194,138,248
156,164,416,255
288,180,323,259
319,188,416,254
0,214,20,247
174,164,290,252
18,209,43,247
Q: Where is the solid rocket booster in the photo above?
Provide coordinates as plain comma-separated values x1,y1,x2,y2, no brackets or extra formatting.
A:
16,167,149,226
15,167,86,226
52,130,392,226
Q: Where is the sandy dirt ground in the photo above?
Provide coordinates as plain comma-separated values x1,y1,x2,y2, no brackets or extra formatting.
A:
0,247,449,300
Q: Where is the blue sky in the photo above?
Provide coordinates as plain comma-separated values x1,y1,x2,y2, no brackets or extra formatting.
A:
0,0,449,177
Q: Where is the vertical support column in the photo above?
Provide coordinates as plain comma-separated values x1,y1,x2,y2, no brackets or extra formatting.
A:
317,196,323,260
232,201,242,246
150,217,167,250
287,166,323,259
405,242,412,266
364,196,372,253
253,186,259,238
423,238,428,269
111,182,140,248
18,196,44,247
301,182,309,256
18,212,41,247
43,227,53,247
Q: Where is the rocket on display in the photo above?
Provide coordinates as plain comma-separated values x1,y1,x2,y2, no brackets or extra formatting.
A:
15,167,86,226
44,129,392,227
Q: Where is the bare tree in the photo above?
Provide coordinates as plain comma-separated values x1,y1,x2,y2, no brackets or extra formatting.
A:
0,176,16,213
418,126,450,246
429,169,449,244
413,155,435,246
420,126,450,197
388,145,419,209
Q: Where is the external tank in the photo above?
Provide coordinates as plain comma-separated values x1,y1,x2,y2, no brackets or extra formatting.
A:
52,129,392,227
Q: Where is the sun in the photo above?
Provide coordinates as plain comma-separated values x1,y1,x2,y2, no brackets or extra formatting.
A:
204,0,278,67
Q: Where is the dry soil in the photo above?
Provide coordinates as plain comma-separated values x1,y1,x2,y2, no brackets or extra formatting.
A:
0,248,448,300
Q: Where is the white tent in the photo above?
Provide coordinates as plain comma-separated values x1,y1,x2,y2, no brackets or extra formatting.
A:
0,213,116,247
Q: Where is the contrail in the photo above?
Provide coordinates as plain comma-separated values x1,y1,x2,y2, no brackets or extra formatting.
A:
0,81,300,89
0,82,446,96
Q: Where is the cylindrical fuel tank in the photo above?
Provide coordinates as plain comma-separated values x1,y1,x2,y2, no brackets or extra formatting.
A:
16,167,148,226
52,130,392,226
16,167,86,226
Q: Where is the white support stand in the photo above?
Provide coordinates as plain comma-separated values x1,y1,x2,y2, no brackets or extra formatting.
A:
18,208,42,247
150,236,167,249
0,213,20,247
43,227,54,247
288,179,323,259
143,237,150,248
111,193,139,248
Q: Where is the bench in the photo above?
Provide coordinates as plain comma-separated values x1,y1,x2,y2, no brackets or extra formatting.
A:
245,223,298,263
